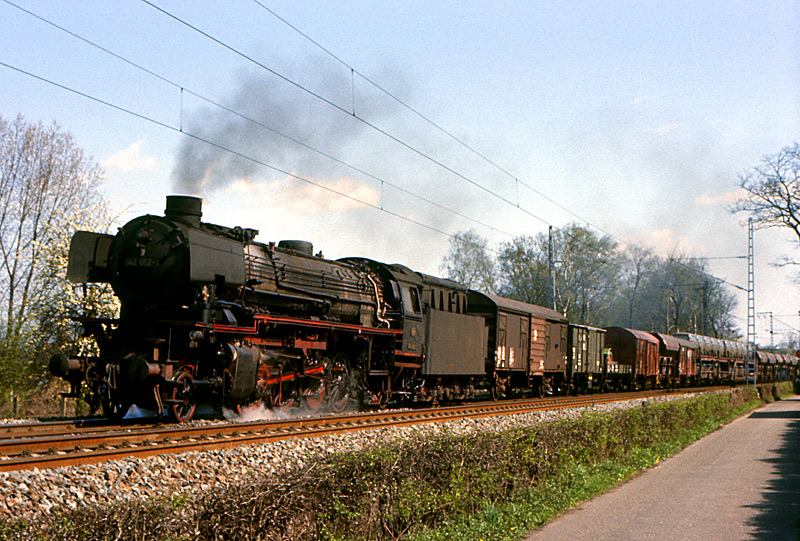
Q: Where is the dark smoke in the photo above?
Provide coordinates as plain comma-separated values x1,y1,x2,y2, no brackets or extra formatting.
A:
171,57,407,195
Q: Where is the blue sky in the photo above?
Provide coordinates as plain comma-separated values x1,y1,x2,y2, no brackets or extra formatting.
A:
0,0,798,343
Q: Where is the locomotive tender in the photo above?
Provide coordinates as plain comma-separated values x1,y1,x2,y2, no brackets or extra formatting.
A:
49,196,797,422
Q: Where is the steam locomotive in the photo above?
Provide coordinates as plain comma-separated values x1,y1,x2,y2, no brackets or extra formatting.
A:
49,196,796,422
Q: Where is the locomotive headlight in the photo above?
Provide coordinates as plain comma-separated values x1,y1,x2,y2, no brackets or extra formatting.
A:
135,229,151,243
134,228,151,256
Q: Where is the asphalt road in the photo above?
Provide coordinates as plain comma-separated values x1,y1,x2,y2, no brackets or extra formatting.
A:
524,396,800,540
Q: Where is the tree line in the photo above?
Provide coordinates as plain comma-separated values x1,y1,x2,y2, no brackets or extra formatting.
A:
440,224,740,338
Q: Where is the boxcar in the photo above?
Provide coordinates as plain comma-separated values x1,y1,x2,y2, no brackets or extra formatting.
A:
567,324,606,393
467,293,568,396
604,327,659,389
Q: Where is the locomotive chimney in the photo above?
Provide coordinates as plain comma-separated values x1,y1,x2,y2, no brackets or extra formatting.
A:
165,195,203,227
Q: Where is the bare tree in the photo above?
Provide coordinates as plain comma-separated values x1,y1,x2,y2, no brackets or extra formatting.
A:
629,255,738,338
495,235,549,305
0,114,110,389
552,224,619,325
733,142,800,261
617,245,657,328
440,230,497,293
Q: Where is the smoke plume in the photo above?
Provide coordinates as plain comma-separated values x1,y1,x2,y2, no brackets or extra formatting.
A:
171,57,405,196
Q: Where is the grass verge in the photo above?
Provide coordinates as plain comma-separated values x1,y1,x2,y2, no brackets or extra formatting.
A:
0,382,793,541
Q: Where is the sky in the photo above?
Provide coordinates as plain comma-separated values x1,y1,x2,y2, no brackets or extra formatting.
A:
0,0,798,344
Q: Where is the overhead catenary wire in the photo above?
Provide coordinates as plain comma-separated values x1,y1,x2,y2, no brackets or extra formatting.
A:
249,2,621,243
0,0,516,243
139,1,556,229
0,60,500,255
249,0,624,243
252,1,749,294
1,1,748,295
140,0,747,292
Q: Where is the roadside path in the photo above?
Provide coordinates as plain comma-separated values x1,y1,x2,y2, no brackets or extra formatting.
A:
524,396,800,540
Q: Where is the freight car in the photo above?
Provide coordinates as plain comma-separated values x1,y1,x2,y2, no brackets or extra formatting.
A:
466,292,568,398
652,333,698,388
567,324,607,394
603,327,659,390
49,196,797,421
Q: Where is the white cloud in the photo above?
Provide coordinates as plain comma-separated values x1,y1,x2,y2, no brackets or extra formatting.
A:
225,175,380,215
648,122,683,136
694,189,744,206
102,140,159,173
624,228,699,257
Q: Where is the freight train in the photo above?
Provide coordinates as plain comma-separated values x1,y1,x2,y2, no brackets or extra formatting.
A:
49,196,798,421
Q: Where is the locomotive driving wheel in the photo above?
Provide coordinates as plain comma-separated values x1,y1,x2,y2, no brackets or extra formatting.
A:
326,352,352,412
301,377,326,412
169,371,197,423
267,379,298,411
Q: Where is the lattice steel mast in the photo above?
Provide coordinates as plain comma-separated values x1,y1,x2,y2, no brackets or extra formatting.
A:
747,218,757,386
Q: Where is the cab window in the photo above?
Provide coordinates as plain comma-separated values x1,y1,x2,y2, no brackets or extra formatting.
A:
401,286,422,314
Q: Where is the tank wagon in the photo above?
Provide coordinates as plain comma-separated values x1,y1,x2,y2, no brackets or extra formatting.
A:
49,196,798,421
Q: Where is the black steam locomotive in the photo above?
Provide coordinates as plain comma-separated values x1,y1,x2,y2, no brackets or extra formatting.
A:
51,196,498,421
50,196,795,422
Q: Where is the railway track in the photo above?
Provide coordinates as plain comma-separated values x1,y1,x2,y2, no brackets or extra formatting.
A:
0,388,711,472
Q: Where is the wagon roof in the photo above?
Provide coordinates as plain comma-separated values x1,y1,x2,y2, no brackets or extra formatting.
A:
468,291,567,322
569,323,607,333
606,327,659,344
652,332,681,352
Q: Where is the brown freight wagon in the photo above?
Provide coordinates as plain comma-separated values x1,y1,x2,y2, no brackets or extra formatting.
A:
674,333,724,383
467,292,568,397
652,333,698,387
604,327,659,390
756,351,771,382
723,339,747,383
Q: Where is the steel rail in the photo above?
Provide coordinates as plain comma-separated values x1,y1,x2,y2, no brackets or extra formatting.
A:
0,388,713,472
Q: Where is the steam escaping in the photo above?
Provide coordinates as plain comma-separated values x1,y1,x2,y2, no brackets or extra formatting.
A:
171,57,406,196
222,402,335,423
123,405,153,419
